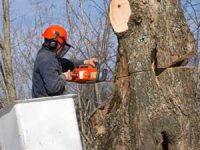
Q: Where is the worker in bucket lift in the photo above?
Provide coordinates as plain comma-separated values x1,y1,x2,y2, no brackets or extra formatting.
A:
32,25,96,98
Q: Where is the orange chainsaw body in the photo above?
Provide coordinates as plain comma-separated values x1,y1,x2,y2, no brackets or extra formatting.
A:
72,65,98,83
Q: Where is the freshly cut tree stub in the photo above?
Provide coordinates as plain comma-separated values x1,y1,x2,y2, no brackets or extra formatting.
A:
109,0,131,33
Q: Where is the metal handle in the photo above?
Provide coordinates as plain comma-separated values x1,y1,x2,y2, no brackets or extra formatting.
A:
101,69,108,81
95,62,107,82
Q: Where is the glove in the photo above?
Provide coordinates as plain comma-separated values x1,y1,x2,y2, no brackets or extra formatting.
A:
63,70,76,81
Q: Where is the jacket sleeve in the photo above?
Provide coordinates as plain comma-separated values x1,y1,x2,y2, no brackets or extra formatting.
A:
58,58,84,72
73,60,84,67
58,58,75,72
69,58,84,67
39,59,66,96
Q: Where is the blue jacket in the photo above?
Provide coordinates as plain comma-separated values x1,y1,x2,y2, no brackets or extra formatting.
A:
32,46,83,98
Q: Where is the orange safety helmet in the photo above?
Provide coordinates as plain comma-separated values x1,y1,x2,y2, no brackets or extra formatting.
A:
42,25,68,45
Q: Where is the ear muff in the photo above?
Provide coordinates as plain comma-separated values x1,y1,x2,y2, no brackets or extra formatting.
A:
48,31,59,50
49,40,57,50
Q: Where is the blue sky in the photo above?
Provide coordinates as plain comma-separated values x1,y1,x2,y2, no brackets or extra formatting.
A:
0,0,68,32
0,0,108,36
11,0,66,27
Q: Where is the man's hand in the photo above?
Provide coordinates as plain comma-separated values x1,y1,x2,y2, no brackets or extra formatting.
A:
84,58,98,67
63,70,76,81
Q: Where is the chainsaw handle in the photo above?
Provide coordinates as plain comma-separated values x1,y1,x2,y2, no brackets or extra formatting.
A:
101,69,108,81
79,64,89,68
95,62,107,82
96,68,108,82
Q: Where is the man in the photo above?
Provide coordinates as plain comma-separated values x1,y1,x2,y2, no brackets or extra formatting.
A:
32,25,96,98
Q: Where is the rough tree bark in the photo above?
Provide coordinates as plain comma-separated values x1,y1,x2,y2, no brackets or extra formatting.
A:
1,0,16,104
89,0,200,149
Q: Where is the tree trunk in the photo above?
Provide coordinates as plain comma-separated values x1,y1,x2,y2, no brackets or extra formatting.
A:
89,0,200,149
1,0,16,103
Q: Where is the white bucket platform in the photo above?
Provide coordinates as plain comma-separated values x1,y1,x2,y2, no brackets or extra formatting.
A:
0,95,82,150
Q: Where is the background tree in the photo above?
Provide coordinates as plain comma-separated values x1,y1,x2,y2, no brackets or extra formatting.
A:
181,0,200,99
182,0,200,65
64,1,116,147
0,0,16,107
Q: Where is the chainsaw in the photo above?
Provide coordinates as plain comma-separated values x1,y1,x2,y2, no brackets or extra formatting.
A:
72,62,107,84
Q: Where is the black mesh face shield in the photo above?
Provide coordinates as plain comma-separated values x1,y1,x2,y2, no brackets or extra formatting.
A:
58,43,74,58
56,35,74,58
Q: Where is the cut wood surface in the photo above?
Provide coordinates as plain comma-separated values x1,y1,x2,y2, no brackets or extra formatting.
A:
110,0,131,33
